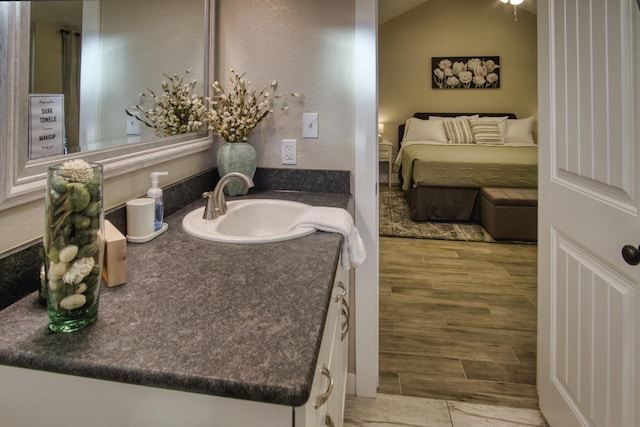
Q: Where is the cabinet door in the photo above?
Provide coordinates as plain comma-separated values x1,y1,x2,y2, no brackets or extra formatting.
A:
295,267,346,427
328,270,349,427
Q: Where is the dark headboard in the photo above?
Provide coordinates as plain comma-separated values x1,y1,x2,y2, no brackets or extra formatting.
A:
398,112,517,146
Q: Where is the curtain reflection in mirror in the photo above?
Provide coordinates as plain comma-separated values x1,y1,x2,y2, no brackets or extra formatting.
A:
61,29,81,154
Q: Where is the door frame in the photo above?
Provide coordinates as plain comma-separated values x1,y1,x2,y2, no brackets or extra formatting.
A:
354,0,379,398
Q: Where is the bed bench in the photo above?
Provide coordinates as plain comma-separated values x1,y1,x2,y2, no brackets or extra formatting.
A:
479,187,538,242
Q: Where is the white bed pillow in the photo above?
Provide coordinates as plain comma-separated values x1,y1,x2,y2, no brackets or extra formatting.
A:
505,116,536,144
403,117,447,143
469,119,504,144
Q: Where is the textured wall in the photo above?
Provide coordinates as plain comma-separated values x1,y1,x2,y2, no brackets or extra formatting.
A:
215,0,356,171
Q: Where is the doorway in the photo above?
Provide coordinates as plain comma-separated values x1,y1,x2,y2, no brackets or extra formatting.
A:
376,0,539,408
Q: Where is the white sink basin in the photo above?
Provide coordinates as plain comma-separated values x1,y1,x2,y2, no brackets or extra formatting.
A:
182,199,315,243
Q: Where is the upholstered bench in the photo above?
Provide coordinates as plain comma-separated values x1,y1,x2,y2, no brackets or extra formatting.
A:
479,187,538,241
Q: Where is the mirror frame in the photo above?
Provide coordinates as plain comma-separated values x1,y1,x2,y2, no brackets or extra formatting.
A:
0,1,215,210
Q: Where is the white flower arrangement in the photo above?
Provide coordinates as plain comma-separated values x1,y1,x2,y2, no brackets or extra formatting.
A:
432,57,500,89
126,69,206,137
204,69,300,143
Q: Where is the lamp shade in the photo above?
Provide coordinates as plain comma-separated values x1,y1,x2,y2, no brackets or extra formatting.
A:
378,123,385,134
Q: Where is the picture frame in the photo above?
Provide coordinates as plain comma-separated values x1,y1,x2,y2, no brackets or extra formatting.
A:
431,56,500,89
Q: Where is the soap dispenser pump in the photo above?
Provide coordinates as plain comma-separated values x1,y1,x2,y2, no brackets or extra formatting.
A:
147,171,168,231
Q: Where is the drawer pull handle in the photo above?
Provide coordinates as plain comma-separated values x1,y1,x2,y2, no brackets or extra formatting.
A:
335,281,347,302
341,301,349,341
325,414,335,427
341,298,349,318
314,365,334,408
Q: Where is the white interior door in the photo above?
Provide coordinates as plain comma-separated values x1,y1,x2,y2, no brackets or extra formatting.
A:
537,0,640,426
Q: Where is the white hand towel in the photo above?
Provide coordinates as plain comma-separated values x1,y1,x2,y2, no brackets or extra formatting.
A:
286,207,366,269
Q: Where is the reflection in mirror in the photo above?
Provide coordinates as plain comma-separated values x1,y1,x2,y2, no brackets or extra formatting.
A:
0,0,213,210
28,0,206,158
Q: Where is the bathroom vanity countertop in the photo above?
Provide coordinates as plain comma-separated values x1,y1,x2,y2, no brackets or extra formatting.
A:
0,190,350,407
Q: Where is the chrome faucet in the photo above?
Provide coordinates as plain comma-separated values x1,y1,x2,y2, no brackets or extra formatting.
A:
202,172,255,220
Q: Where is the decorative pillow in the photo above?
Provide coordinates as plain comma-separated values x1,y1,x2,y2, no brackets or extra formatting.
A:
477,116,509,140
469,119,504,145
505,116,535,144
403,117,447,143
443,119,474,144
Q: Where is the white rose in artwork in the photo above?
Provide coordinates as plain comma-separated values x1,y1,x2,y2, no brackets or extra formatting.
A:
452,61,467,76
446,76,460,87
474,64,488,77
473,75,486,86
467,58,482,71
438,59,452,70
486,72,499,85
459,70,473,85
485,59,499,72
444,67,454,77
434,68,445,80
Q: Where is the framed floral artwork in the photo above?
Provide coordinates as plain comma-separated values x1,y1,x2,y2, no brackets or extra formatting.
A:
431,56,500,89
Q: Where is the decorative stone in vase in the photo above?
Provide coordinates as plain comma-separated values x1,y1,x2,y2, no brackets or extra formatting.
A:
43,160,104,333
216,142,257,196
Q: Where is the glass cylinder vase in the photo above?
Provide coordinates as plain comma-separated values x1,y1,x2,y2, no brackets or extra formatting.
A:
43,161,104,333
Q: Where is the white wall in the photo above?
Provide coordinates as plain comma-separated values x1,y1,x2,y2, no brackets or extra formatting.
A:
215,0,355,171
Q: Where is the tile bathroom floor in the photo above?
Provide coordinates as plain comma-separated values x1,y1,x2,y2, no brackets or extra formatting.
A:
344,393,549,427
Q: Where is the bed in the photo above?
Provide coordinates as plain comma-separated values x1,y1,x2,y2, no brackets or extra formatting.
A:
395,112,538,221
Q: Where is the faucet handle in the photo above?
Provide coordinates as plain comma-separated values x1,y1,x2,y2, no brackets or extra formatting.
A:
202,191,216,220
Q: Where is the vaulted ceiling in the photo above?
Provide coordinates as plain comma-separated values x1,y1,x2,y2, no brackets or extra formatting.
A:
378,0,537,25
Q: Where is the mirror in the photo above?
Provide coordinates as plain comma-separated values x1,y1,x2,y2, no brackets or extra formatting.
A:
29,0,206,156
0,0,214,209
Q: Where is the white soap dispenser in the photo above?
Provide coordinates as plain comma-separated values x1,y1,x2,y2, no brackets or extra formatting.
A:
147,172,168,232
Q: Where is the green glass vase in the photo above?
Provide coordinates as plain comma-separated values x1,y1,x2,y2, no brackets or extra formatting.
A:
43,161,104,333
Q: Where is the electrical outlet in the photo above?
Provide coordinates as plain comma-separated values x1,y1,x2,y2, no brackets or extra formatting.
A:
281,139,297,165
126,114,141,135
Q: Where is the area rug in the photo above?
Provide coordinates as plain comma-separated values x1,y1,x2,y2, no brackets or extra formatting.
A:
379,189,495,243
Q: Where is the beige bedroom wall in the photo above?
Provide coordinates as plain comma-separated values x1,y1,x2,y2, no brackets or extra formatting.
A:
378,0,538,150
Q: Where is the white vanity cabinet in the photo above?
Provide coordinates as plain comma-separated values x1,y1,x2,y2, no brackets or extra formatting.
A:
0,267,350,427
295,265,349,427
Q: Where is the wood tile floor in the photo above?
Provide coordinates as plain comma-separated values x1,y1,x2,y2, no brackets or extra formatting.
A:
379,236,539,409
344,393,549,427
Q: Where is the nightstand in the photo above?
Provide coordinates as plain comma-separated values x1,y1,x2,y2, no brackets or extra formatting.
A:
378,140,393,187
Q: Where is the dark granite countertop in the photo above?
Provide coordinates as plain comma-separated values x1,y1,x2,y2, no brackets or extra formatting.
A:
0,190,350,407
